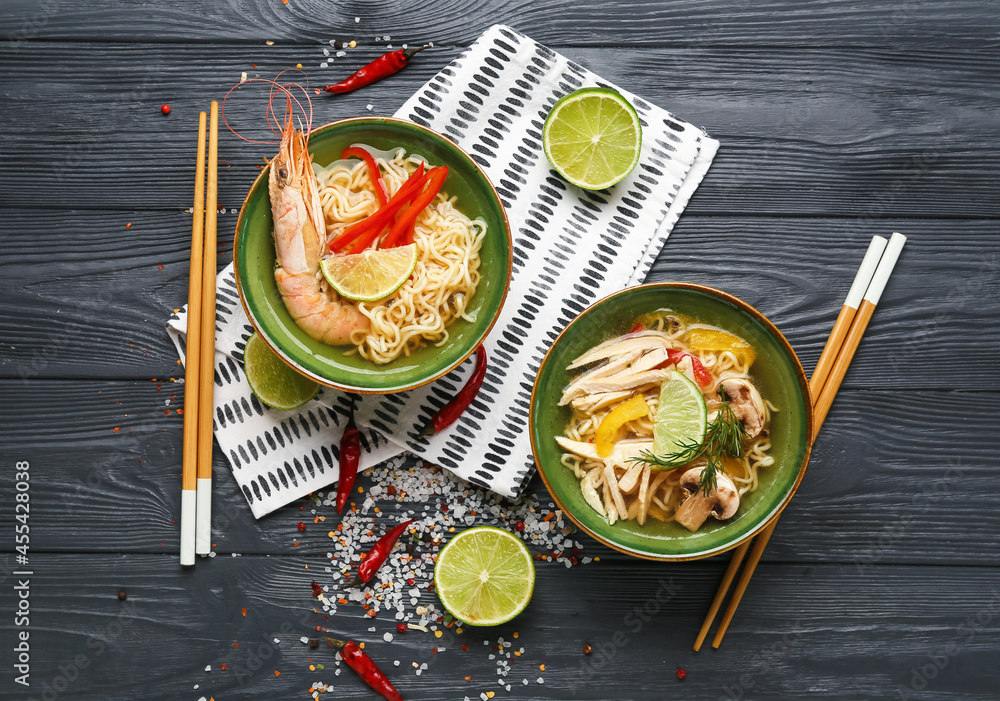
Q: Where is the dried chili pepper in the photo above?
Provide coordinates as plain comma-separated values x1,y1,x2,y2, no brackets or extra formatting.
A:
322,45,430,94
336,412,361,514
323,637,403,701
342,146,388,207
417,345,487,437
350,519,414,586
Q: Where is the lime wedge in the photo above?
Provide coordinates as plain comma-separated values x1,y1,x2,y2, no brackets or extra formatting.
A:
243,333,320,410
434,526,535,627
652,370,708,465
542,87,642,190
319,243,417,303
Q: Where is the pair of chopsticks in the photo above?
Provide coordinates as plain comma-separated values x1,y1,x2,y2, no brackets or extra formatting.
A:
180,102,220,566
693,231,907,650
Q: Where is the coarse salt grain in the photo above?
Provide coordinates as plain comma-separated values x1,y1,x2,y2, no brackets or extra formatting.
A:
384,632,393,642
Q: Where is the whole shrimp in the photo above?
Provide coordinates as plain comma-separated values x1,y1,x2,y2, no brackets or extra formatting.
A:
268,110,370,345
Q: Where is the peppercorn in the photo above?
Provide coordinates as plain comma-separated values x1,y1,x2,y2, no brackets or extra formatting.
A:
160,104,170,115
297,522,306,532
677,669,687,680
396,623,407,634
583,643,592,655
309,639,319,649
514,520,525,532
117,590,127,601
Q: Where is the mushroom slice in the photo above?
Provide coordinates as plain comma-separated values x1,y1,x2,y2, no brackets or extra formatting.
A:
567,331,673,370
555,436,654,463
672,466,740,532
559,349,642,405
717,377,767,439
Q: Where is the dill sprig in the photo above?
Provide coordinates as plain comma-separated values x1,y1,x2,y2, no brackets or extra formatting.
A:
632,401,746,496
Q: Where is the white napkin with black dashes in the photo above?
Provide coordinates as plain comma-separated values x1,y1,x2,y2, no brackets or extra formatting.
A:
167,24,717,517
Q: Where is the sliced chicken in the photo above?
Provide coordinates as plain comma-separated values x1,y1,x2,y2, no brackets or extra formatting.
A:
570,390,634,414
559,349,642,405
567,331,674,370
556,436,653,463
570,368,671,396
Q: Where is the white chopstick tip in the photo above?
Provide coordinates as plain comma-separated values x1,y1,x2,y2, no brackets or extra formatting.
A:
195,478,213,555
844,235,887,310
180,489,197,566
864,232,906,306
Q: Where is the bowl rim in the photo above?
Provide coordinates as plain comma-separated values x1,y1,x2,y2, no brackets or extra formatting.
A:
232,116,514,394
528,281,814,561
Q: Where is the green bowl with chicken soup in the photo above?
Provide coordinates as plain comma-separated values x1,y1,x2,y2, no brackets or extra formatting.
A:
529,283,812,561
234,117,513,393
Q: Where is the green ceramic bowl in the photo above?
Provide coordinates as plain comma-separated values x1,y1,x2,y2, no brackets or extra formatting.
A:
234,117,512,393
529,283,812,560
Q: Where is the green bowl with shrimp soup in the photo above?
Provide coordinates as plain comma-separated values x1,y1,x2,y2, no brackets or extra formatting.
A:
234,117,513,393
529,283,812,560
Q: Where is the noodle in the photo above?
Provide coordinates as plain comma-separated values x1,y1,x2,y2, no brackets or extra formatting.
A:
313,147,485,364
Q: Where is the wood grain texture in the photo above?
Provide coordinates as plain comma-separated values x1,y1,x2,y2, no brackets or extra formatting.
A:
0,380,997,565
0,45,997,216
2,0,998,47
3,214,997,389
1,555,998,700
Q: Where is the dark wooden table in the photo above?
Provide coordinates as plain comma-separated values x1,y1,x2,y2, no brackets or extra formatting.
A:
2,2,999,699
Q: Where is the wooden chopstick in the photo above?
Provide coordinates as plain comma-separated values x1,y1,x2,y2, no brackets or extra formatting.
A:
693,233,905,649
180,110,208,566
195,101,220,556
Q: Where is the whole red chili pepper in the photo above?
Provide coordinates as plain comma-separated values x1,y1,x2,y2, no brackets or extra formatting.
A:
323,45,430,94
323,637,403,701
336,412,361,514
417,345,487,437
351,519,414,586
342,146,388,207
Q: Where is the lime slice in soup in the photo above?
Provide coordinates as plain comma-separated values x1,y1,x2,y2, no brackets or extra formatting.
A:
243,333,320,410
434,526,535,626
652,370,708,464
320,243,418,303
542,87,642,190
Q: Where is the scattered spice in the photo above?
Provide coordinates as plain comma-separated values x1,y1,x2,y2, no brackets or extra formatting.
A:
583,643,592,655
324,638,403,701
309,639,319,649
514,520,525,532
322,45,430,94
677,669,686,680
311,581,324,597
160,104,170,115
396,623,407,634
298,522,307,532
117,590,127,601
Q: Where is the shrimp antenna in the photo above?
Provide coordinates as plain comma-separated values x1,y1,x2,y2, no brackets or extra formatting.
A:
221,71,313,146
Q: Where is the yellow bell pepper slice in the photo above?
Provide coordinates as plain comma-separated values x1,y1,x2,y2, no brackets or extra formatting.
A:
595,394,650,457
685,327,756,367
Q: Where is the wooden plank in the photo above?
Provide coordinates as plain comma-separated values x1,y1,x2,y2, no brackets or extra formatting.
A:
0,45,998,216
2,554,998,699
2,214,997,389
2,0,998,47
1,379,996,564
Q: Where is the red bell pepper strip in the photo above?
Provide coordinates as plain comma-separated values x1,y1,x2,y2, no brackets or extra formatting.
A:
417,345,487,437
342,147,388,207
665,349,713,387
350,519,414,586
329,164,427,253
323,637,403,701
335,412,360,514
380,166,448,249
629,322,644,333
322,45,430,94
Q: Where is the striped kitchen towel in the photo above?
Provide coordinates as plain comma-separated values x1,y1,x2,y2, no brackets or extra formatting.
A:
167,24,717,517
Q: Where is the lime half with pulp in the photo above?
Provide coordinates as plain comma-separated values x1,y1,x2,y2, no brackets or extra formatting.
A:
243,333,320,410
652,369,708,465
320,243,417,302
434,526,535,626
542,87,642,190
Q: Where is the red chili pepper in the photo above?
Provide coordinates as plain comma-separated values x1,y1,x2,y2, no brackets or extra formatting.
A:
342,147,388,207
322,46,430,94
380,166,448,249
336,412,361,514
311,581,323,597
329,164,427,253
664,349,713,387
323,637,403,701
417,345,487,437
351,519,414,586
629,322,644,333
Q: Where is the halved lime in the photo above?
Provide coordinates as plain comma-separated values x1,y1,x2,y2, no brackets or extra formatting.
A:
434,526,535,627
243,333,320,410
319,243,417,303
542,87,642,190
652,370,708,464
